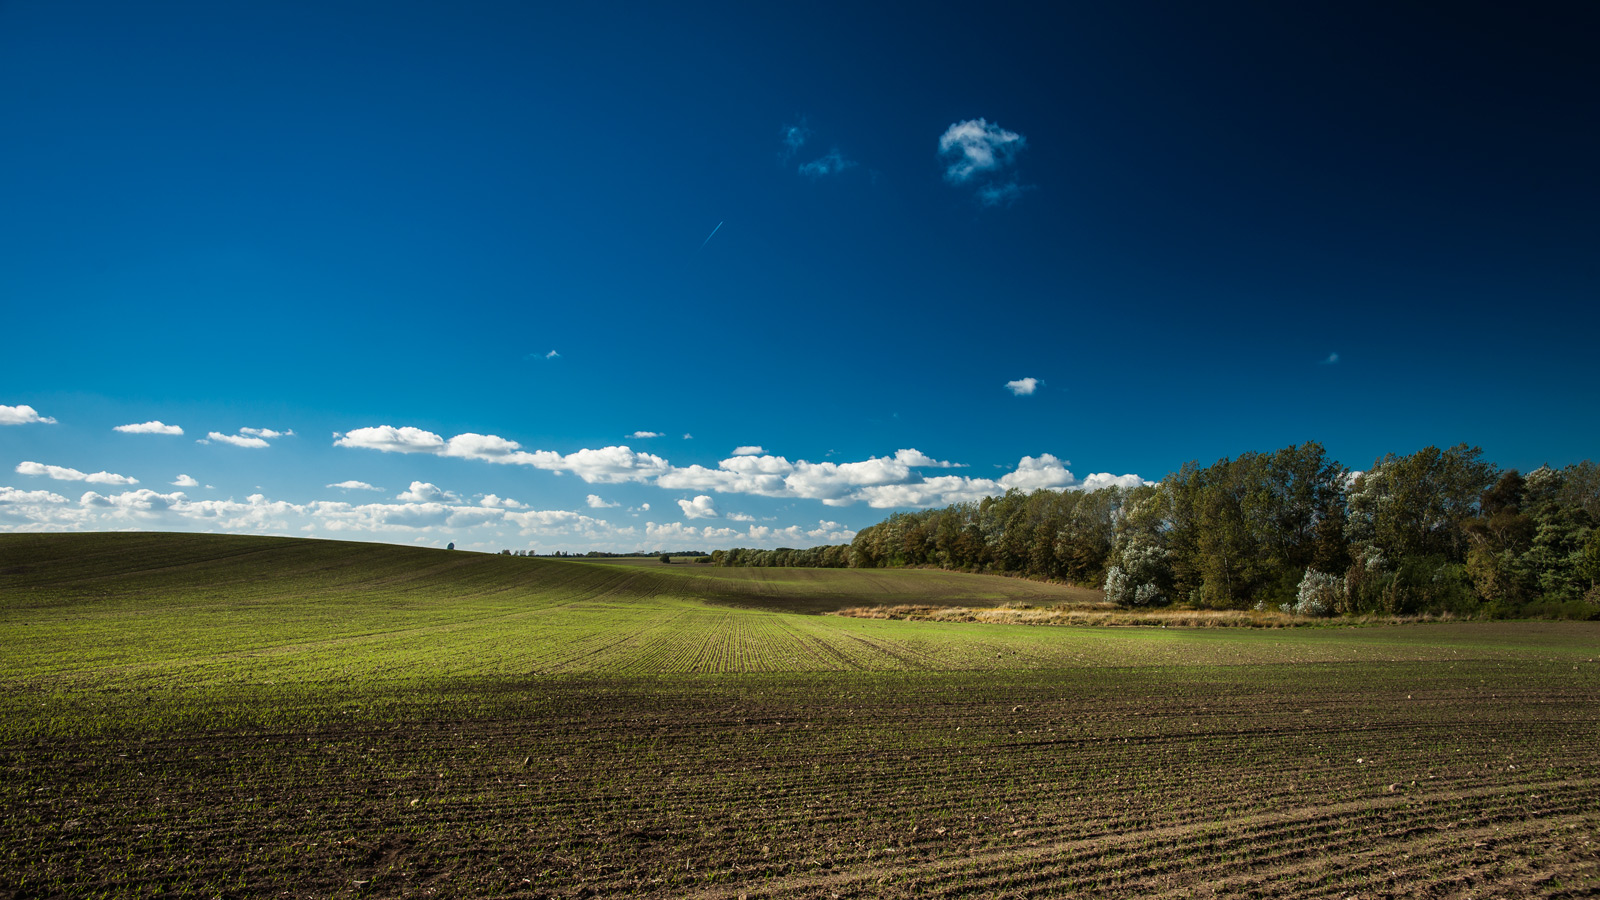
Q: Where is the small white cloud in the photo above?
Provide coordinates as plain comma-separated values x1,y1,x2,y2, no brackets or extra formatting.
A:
780,121,811,159
115,420,183,435
206,432,270,449
677,495,719,520
337,426,675,484
998,454,1075,492
732,445,764,456
545,445,670,483
16,461,138,485
396,481,459,503
586,494,620,509
1321,352,1340,365
726,511,755,522
79,488,186,512
639,502,650,511
238,427,293,439
799,150,856,179
682,433,693,440
976,181,1025,207
327,480,383,491
172,474,200,487
894,448,966,468
0,404,57,426
1005,377,1039,396
629,431,663,439
939,118,1025,184
478,494,525,509
335,426,447,454
1076,472,1149,491
546,350,560,359
0,486,71,504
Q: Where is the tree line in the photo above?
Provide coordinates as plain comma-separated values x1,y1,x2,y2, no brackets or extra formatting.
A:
711,443,1600,617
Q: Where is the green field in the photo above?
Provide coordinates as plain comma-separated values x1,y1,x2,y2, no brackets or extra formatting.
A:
2,533,1597,898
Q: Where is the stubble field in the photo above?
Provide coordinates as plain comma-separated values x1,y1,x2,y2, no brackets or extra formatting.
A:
2,533,1597,898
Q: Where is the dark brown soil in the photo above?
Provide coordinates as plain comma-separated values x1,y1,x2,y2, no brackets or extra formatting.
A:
3,661,1597,898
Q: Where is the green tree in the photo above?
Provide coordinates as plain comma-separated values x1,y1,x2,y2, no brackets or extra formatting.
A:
1346,444,1496,565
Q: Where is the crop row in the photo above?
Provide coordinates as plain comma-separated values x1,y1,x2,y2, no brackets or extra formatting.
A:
4,658,1596,898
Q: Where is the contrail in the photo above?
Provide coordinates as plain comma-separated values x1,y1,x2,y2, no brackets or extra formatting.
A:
698,221,723,250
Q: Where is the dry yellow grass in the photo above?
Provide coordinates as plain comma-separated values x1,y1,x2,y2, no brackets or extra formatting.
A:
829,604,1463,627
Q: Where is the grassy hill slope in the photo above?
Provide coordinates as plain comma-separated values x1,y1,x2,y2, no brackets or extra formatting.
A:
3,532,1596,688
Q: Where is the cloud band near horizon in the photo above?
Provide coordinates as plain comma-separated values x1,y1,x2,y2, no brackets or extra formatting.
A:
333,425,1145,509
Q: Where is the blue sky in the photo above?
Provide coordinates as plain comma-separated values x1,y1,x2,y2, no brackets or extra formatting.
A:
3,2,1597,552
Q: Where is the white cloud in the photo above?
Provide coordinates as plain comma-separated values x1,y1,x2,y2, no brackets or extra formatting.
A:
1077,472,1149,491
0,481,668,548
725,511,755,522
478,494,525,509
396,481,459,503
994,454,1149,494
0,484,85,532
786,458,909,504
80,488,185,512
115,420,183,435
1321,352,1340,365
781,121,810,158
645,521,742,544
200,426,293,448
172,474,200,487
850,475,997,509
745,524,829,544
799,150,856,178
894,448,965,468
807,520,857,542
639,502,650,511
205,432,270,449
1005,377,1039,396
327,421,1146,516
629,431,663,439
442,432,542,464
682,433,693,440
677,495,719,519
335,425,447,454
977,181,1025,207
0,486,70,504
16,461,138,485
0,471,1013,551
503,508,602,533
939,118,1025,184
339,426,671,484
0,404,57,426
545,350,560,359
657,456,791,496
661,452,987,509
545,446,671,483
998,454,1075,492
327,480,382,491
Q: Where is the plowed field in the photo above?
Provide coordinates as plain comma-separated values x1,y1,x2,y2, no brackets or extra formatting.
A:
2,533,1597,898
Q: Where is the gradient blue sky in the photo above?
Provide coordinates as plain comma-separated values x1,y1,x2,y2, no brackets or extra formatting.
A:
3,1,1597,551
